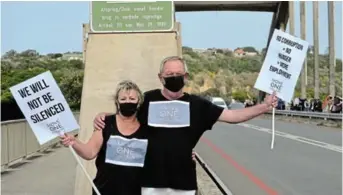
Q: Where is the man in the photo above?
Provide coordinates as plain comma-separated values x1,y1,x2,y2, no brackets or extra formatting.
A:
94,56,278,195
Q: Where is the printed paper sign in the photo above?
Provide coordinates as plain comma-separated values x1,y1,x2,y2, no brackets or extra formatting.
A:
9,71,79,145
148,100,190,128
254,29,309,103
105,135,148,167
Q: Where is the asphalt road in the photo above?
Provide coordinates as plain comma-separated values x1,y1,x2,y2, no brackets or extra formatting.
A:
195,117,342,195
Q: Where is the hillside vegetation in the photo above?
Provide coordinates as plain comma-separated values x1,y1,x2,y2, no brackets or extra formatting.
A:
1,48,342,116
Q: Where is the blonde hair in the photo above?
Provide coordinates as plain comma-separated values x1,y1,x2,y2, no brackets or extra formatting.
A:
114,80,144,111
159,56,188,74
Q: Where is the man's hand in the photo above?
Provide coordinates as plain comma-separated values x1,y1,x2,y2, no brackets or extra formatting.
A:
93,112,107,130
263,91,278,111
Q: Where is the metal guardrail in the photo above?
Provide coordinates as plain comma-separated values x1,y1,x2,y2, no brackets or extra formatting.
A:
267,110,342,120
1,113,80,172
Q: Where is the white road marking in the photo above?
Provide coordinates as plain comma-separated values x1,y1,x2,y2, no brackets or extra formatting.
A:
237,123,342,153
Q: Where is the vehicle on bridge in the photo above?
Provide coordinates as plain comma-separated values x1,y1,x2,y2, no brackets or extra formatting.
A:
211,97,228,109
228,102,245,110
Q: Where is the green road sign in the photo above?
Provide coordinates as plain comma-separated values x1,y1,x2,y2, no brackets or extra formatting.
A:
90,1,174,33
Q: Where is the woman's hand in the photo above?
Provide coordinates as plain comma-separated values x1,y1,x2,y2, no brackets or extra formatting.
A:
60,133,76,147
192,151,196,162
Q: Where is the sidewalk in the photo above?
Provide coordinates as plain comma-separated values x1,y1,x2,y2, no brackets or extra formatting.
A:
1,146,76,195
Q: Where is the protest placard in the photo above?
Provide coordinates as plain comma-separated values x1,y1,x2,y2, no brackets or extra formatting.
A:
254,29,309,103
10,71,101,194
254,29,309,149
9,71,79,145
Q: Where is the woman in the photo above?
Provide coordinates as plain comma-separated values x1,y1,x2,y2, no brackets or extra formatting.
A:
60,80,147,195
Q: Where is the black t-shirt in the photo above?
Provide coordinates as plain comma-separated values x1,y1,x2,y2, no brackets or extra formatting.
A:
93,114,148,195
137,89,224,190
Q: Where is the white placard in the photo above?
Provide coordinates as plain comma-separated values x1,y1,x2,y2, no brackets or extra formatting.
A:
9,71,80,145
254,29,309,103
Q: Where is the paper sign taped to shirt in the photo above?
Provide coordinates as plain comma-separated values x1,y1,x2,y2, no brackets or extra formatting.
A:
148,100,190,128
105,135,148,167
9,71,79,145
254,29,309,103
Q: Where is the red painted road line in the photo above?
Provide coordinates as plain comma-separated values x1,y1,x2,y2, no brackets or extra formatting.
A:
200,137,278,195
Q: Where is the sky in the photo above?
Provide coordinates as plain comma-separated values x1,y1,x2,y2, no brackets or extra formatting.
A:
1,1,342,59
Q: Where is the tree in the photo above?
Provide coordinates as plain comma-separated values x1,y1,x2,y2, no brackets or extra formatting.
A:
243,46,258,53
47,53,63,59
59,70,84,110
224,50,233,57
69,59,84,69
183,47,199,59
2,50,17,59
216,49,224,54
336,59,342,72
182,46,193,53
199,88,221,97
20,49,39,57
232,90,247,102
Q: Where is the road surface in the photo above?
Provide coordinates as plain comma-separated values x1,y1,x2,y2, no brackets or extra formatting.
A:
1,146,77,195
196,117,342,195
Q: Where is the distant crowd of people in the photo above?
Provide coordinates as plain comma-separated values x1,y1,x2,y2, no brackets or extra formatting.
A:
289,95,342,113
243,95,342,113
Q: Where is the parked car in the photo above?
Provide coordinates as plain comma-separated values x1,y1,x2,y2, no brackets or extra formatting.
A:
228,102,245,110
211,97,228,109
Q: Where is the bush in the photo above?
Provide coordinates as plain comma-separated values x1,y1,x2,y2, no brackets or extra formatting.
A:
232,90,247,103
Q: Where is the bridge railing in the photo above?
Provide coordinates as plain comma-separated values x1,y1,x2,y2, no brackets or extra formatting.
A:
266,110,342,120
1,113,80,171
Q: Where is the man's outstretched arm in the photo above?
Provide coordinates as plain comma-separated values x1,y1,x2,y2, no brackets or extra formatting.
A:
218,92,277,124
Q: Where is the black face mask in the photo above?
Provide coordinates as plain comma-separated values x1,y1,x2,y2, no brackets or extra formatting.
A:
163,75,185,92
118,103,138,117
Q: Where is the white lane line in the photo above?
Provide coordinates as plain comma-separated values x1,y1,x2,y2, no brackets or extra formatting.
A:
237,123,342,153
